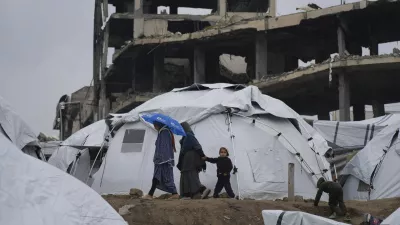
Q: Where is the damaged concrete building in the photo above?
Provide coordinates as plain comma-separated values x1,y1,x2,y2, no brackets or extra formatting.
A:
93,0,276,120
90,0,400,124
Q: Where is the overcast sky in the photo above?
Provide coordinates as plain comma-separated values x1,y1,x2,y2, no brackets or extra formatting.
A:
0,0,398,136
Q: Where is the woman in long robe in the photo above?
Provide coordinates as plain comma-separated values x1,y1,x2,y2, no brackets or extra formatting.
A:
177,122,209,199
143,121,179,199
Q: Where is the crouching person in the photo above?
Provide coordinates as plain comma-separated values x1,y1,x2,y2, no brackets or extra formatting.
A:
314,177,351,221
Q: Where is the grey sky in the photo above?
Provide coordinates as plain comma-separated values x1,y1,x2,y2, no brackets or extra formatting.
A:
0,0,398,136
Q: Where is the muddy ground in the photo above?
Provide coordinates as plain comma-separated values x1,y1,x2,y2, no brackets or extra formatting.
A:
104,195,400,225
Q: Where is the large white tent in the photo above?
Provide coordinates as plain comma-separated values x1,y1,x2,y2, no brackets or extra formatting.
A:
314,114,400,151
91,83,332,200
262,210,349,225
0,95,44,160
0,131,127,225
341,120,400,200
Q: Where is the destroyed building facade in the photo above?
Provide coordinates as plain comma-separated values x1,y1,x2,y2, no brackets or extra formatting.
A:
86,0,400,124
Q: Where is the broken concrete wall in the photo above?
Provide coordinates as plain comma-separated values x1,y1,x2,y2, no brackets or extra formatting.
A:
144,19,169,37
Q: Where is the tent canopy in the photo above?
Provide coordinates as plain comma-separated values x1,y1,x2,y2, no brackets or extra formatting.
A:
0,132,127,225
0,95,39,149
314,114,400,151
341,120,400,200
117,84,329,157
382,207,400,225
92,84,331,199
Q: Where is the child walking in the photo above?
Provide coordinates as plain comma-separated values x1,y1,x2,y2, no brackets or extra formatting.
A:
203,147,235,198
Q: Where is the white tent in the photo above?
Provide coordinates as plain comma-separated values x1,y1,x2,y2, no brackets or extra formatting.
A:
91,83,332,200
0,131,127,225
48,120,108,183
48,114,126,183
341,120,400,200
262,210,349,225
314,114,400,151
381,207,400,225
0,95,44,160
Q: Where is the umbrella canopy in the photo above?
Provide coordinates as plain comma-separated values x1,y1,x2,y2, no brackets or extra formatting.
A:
141,113,186,136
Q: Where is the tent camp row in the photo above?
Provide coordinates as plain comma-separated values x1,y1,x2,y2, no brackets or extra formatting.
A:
314,114,400,201
49,83,333,200
314,114,400,151
0,95,45,161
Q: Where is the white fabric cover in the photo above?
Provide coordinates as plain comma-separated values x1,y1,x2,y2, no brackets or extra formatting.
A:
314,114,400,150
341,121,400,200
0,132,127,225
61,120,107,147
0,95,39,149
92,84,331,200
48,146,91,183
382,207,400,225
262,210,349,225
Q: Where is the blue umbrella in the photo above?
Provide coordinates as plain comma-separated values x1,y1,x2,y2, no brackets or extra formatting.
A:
141,113,186,136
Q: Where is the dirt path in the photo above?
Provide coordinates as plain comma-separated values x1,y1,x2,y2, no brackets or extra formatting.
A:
104,195,400,225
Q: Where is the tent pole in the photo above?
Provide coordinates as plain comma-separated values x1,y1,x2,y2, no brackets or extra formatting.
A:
226,110,241,199
86,141,106,184
85,125,117,185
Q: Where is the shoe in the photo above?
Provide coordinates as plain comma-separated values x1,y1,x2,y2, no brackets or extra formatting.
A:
141,195,153,200
329,212,337,219
201,189,211,199
168,194,180,199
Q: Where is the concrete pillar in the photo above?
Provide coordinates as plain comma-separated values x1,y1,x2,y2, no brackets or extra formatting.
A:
193,47,206,83
269,0,277,17
131,62,136,92
134,0,144,39
369,37,379,56
170,5,178,14
218,0,227,16
206,52,221,83
372,100,385,118
337,27,351,121
255,33,268,80
153,47,165,92
353,104,365,121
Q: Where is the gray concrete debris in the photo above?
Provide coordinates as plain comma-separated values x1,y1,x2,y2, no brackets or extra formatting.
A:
263,53,400,80
129,188,143,198
118,204,136,216
295,195,304,202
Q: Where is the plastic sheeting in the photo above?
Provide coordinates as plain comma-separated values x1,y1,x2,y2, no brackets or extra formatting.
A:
0,132,127,225
314,114,400,150
262,210,350,225
91,84,331,200
61,120,107,147
0,95,39,149
48,146,91,183
381,207,400,225
341,121,400,200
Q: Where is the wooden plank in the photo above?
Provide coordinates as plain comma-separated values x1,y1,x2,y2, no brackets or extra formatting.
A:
288,163,295,202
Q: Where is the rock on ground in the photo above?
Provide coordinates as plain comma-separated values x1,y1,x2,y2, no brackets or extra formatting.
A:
129,188,143,198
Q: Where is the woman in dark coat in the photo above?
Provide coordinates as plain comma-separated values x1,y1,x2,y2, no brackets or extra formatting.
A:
177,122,210,199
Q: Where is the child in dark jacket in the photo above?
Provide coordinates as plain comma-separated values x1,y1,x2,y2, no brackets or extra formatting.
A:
203,147,235,198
